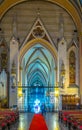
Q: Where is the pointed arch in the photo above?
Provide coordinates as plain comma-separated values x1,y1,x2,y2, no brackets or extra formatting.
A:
19,38,57,84
19,38,57,64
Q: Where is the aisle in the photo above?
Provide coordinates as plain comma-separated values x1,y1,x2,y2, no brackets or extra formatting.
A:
29,114,48,130
10,112,67,130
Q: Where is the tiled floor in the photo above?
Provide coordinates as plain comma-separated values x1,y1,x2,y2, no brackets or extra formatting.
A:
10,112,67,130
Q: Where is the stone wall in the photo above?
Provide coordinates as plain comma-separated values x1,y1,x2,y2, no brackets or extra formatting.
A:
1,1,76,47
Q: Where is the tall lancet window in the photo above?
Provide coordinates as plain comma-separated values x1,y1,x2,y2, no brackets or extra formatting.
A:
69,51,76,84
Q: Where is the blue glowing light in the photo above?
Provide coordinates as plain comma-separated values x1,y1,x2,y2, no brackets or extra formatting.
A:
34,99,40,113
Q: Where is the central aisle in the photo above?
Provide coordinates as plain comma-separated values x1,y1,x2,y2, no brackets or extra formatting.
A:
29,114,48,130
11,112,67,130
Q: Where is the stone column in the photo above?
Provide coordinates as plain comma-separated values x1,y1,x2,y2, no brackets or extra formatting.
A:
9,37,19,107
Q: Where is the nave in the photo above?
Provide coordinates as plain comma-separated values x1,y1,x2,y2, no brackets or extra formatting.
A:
0,1,82,130
10,112,65,130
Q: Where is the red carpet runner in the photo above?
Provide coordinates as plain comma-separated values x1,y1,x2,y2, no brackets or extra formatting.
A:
29,114,48,130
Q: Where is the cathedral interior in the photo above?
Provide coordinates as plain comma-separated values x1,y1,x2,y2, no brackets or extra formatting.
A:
0,0,82,130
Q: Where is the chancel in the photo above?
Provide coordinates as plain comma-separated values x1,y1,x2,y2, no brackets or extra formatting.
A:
0,0,82,130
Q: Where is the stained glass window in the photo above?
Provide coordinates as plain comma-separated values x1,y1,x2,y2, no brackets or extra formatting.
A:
69,51,76,84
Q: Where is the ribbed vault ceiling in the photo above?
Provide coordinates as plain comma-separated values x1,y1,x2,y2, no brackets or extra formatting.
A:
22,43,55,87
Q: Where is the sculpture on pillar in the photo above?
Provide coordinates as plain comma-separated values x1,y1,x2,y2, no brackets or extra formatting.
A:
60,62,65,88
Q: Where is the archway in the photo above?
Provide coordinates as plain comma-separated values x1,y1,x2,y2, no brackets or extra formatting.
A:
18,39,59,112
19,38,57,84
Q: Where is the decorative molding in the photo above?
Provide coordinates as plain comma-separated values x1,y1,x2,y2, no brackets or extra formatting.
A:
0,0,81,35
21,17,56,49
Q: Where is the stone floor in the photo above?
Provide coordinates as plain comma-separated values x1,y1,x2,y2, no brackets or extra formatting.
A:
10,112,67,130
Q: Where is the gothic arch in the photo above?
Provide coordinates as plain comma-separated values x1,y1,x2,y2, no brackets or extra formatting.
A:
19,38,57,64
19,38,57,84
